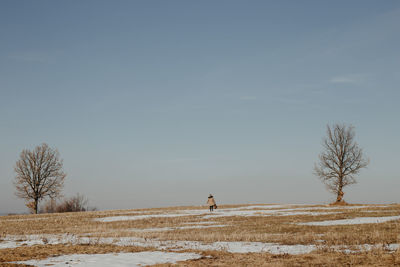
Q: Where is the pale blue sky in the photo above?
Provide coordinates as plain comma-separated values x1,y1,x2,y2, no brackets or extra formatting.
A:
1,1,399,213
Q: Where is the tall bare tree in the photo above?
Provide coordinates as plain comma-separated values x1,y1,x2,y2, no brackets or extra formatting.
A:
14,143,66,214
314,124,369,203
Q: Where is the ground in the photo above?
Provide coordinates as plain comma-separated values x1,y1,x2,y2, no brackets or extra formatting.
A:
1,203,400,266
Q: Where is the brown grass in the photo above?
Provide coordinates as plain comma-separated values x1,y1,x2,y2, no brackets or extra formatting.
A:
0,244,152,262
1,204,400,266
153,249,400,267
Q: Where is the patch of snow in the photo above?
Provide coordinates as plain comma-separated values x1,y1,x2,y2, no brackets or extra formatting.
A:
385,244,400,251
2,234,316,255
202,241,316,254
183,221,217,225
3,233,399,255
273,205,386,212
202,210,339,219
93,204,393,222
227,205,291,210
112,238,317,254
0,237,44,248
332,243,400,253
1,234,92,248
0,240,19,249
361,210,397,213
14,251,202,267
275,211,338,216
298,215,400,226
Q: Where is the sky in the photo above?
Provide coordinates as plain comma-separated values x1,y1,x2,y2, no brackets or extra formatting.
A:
1,1,399,213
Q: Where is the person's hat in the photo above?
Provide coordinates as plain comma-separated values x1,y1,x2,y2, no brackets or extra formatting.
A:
208,194,213,198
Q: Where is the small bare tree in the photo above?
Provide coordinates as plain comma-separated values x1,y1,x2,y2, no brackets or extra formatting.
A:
314,124,369,203
14,143,66,214
40,193,97,213
56,193,89,213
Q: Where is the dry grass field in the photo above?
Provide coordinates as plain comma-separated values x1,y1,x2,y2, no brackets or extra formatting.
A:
1,203,400,266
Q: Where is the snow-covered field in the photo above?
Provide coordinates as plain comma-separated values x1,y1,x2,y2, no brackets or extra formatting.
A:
15,251,202,267
1,203,399,266
298,215,400,226
93,204,382,222
1,233,317,254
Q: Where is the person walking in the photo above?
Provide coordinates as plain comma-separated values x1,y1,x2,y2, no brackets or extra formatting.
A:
207,194,216,212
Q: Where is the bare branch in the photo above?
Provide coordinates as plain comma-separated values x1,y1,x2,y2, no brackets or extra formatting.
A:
14,143,66,214
314,124,369,203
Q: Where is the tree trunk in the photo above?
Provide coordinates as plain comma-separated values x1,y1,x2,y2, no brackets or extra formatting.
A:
34,198,39,214
336,189,344,202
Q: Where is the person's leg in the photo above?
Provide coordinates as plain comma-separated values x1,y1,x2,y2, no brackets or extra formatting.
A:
210,205,213,212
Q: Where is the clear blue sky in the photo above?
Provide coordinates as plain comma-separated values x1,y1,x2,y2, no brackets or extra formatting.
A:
1,1,399,213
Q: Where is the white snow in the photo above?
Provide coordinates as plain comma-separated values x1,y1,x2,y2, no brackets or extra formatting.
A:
5,233,400,255
332,243,400,253
298,215,400,226
112,237,317,254
173,241,316,254
3,233,399,255
228,205,292,210
3,204,398,258
14,251,202,267
94,206,344,222
183,221,217,225
0,238,44,249
202,209,339,219
0,240,19,249
94,204,390,223
1,234,316,255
